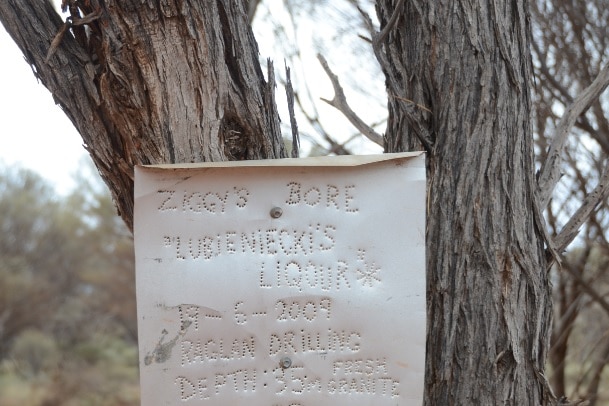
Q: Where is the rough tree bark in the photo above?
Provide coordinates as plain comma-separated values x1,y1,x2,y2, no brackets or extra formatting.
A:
0,0,286,231
375,0,555,404
1,0,561,404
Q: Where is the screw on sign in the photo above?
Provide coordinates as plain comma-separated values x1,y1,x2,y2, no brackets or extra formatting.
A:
279,356,292,369
270,206,283,218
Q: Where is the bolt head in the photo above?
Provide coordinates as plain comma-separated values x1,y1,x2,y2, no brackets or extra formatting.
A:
270,207,283,219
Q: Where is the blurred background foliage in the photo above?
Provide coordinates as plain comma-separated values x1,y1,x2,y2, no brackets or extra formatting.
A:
1,0,609,404
0,163,138,406
530,1,609,404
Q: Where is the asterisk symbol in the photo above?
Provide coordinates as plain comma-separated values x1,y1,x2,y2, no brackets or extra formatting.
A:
355,249,381,287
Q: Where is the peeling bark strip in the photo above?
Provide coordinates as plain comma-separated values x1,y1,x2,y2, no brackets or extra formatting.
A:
376,1,554,404
0,0,286,230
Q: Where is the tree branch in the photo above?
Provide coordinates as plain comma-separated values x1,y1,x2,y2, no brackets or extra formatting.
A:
317,53,384,147
247,0,262,24
532,39,609,155
372,0,405,47
292,92,353,155
553,163,609,252
537,62,609,207
284,62,300,158
585,338,609,406
562,257,609,318
357,2,434,152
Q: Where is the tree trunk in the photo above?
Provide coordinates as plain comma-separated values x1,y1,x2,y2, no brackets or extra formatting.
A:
376,1,555,404
0,0,286,231
2,0,561,403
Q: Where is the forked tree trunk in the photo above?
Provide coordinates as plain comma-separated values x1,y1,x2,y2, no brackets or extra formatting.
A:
0,0,286,231
2,0,558,404
376,1,555,404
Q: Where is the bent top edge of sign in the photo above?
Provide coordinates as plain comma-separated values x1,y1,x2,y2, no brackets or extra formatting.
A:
138,151,424,170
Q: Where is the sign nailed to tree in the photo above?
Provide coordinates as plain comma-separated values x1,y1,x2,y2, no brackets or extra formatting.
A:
134,152,426,405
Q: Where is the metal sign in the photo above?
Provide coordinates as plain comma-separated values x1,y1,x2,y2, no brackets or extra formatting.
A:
134,152,426,405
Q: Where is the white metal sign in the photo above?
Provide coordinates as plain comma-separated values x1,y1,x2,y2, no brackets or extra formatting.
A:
134,152,426,405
